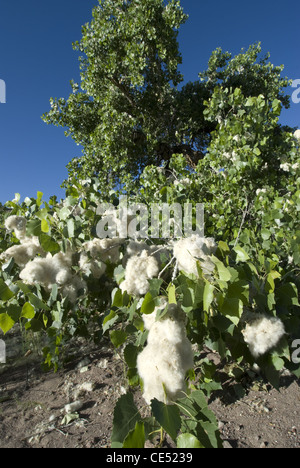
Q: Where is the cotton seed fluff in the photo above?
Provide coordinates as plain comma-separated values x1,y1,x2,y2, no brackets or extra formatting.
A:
120,249,159,296
173,235,217,278
137,304,194,405
242,315,285,358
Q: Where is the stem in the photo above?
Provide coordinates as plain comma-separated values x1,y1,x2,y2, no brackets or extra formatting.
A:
233,200,252,248
158,255,175,279
159,427,164,447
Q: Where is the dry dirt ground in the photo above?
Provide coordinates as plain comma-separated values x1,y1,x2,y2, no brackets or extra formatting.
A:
0,331,299,449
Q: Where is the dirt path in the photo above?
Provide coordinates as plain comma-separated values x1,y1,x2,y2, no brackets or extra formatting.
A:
0,337,299,449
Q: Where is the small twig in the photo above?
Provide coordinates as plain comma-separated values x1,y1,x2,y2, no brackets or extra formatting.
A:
234,201,252,248
54,428,68,437
158,256,175,279
171,259,179,283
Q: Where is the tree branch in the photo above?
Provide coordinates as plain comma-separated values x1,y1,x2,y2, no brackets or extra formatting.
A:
109,76,137,109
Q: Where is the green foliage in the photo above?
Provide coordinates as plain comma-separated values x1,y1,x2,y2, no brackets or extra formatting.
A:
1,0,300,448
42,0,291,195
111,392,142,448
42,0,188,192
111,389,221,448
1,156,299,443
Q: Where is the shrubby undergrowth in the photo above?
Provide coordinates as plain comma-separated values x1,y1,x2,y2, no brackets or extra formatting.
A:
0,125,300,448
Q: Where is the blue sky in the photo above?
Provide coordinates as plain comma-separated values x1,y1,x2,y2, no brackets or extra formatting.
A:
0,0,299,204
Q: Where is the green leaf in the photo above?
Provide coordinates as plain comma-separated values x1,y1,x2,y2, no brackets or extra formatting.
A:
265,273,275,294
221,297,243,325
41,219,50,233
67,218,75,238
39,233,60,254
6,305,22,322
26,219,42,237
123,421,145,448
276,283,300,307
36,191,43,208
58,206,70,221
233,246,250,263
203,282,215,313
124,343,138,368
15,281,32,294
217,241,230,259
211,256,232,282
177,433,203,448
180,283,195,309
227,280,249,305
168,284,177,304
14,193,21,203
21,302,35,320
0,279,14,301
141,292,155,315
27,293,50,311
112,288,123,308
197,420,222,448
102,310,118,333
176,390,208,419
272,98,282,115
49,284,58,304
261,228,271,240
110,329,127,348
263,359,280,389
111,393,141,448
272,355,285,371
25,318,43,332
151,399,181,442
114,265,125,285
148,278,163,298
0,313,15,334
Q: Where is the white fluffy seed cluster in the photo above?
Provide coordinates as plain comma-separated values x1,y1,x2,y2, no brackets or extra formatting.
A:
294,129,300,141
242,314,285,358
20,251,73,289
4,215,27,241
137,303,194,404
82,238,121,264
173,235,217,278
120,241,170,296
1,216,45,267
120,249,160,296
79,238,121,279
19,250,87,303
1,237,44,267
2,216,86,303
120,237,217,297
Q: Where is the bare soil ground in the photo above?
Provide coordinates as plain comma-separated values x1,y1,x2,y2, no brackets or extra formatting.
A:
0,331,299,449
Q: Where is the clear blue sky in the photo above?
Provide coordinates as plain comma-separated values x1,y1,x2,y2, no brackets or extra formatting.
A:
0,0,299,204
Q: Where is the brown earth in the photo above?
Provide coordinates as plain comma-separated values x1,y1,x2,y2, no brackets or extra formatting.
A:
0,330,299,449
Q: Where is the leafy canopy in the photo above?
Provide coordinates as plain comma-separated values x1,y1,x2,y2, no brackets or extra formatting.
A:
42,0,291,194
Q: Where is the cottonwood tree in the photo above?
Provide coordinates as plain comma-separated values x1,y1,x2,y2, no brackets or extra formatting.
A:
42,0,291,194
